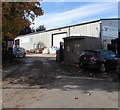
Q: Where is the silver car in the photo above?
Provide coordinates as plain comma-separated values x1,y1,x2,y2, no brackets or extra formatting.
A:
13,47,26,58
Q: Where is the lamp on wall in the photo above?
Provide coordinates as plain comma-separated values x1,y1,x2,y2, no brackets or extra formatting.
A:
96,27,98,31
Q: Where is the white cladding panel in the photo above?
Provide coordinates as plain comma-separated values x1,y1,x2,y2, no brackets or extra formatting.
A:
15,33,51,50
15,27,69,50
70,22,100,37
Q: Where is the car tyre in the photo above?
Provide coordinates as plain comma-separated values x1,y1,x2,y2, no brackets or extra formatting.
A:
99,63,106,72
15,55,18,58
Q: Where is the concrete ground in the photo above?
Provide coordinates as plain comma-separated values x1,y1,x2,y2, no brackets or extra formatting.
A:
2,53,119,108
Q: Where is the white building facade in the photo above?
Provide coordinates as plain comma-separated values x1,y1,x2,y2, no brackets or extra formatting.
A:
14,18,119,50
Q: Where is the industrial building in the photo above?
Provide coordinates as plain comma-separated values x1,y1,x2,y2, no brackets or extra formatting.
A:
14,18,119,51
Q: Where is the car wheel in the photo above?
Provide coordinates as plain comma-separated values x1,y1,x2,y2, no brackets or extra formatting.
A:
112,66,117,71
15,55,18,58
99,63,106,72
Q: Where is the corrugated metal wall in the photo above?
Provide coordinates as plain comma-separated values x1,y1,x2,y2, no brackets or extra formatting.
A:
15,27,69,50
70,22,100,37
15,21,100,50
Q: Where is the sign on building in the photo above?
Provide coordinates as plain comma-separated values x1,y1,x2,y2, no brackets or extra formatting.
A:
102,26,118,38
21,38,33,43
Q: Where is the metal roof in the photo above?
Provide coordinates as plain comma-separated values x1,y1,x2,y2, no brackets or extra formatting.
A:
63,36,85,40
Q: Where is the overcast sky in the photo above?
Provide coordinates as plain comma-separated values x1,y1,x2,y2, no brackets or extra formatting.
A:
30,0,119,30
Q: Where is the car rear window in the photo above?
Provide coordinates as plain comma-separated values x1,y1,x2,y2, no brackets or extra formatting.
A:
81,51,97,56
13,47,18,51
101,50,116,58
108,51,116,57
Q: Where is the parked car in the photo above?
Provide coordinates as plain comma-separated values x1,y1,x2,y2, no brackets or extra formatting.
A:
13,47,26,58
79,50,120,72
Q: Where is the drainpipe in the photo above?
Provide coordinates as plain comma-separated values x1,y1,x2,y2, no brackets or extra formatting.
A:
99,21,103,49
68,26,70,37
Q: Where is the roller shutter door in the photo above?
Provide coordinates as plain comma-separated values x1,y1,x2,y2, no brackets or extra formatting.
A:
52,33,67,48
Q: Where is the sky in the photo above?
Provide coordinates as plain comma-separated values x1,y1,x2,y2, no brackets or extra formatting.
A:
30,0,119,30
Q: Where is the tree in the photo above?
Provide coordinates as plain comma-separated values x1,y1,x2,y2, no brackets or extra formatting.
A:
19,26,32,35
36,25,46,32
2,2,43,41
31,27,35,33
2,2,43,62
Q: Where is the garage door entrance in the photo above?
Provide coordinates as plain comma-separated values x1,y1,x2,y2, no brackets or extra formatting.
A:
52,32,67,48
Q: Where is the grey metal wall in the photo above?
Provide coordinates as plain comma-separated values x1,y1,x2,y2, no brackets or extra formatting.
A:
85,37,101,50
64,38,85,63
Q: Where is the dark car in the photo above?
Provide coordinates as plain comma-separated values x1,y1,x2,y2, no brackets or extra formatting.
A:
13,47,26,58
79,50,120,72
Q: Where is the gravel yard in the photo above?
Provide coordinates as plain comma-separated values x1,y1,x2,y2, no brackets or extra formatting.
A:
2,53,119,108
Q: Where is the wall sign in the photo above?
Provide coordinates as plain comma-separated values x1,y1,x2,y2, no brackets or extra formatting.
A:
21,38,33,43
102,26,118,37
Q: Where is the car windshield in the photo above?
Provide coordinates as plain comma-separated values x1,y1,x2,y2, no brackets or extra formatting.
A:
13,47,18,52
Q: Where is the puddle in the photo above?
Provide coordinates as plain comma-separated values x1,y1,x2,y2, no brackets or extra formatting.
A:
25,63,33,66
25,61,34,63
42,62,49,65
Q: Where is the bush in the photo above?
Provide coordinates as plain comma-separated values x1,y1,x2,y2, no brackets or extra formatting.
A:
34,48,39,53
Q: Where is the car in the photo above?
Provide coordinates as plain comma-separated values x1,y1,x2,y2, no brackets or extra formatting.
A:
13,47,26,58
79,50,120,72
